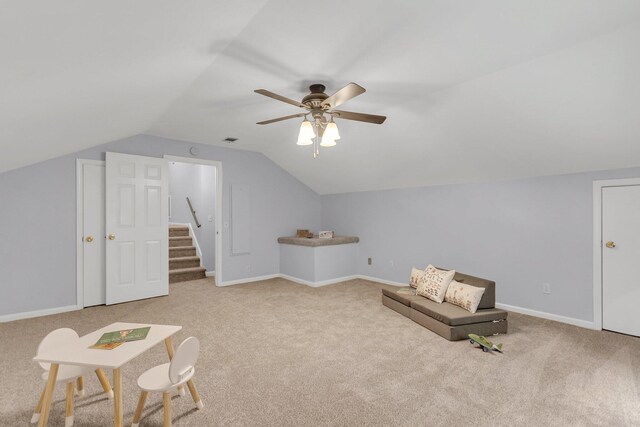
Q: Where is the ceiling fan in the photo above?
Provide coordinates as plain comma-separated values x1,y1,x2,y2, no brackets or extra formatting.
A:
254,82,386,158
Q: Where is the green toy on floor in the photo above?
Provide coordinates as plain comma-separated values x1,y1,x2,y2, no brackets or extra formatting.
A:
469,334,503,353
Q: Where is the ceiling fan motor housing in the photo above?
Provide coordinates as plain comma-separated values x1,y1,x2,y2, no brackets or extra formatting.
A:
302,84,329,108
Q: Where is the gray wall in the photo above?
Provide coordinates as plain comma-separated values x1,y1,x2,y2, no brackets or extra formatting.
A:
0,134,321,316
321,167,640,323
168,161,216,271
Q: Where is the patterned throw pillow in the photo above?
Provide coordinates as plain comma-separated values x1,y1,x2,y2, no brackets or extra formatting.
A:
409,267,426,289
415,265,455,303
444,281,485,313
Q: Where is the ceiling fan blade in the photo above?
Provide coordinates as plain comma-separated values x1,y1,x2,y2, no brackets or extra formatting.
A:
321,83,366,108
256,113,306,125
254,89,306,108
331,110,386,124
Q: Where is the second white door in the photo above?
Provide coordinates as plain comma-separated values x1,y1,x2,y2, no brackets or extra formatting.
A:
602,184,640,337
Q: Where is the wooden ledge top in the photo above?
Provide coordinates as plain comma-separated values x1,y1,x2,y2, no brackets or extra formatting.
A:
277,236,359,247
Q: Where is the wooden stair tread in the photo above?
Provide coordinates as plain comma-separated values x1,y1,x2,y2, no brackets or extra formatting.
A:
169,267,206,274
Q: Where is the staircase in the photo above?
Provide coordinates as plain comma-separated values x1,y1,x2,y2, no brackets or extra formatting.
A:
169,225,206,283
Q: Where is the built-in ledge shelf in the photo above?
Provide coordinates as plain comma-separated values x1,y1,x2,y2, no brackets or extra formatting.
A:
277,236,359,247
278,235,359,285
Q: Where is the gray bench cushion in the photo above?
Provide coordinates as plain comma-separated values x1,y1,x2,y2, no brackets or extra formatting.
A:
381,287,423,306
410,298,507,326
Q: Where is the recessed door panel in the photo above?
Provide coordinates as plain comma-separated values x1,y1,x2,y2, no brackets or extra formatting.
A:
145,164,162,180
145,186,161,226
118,242,135,286
146,240,161,282
118,184,135,227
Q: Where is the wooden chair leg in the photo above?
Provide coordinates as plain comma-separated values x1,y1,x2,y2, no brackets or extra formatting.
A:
39,363,59,427
65,382,74,427
76,376,84,398
95,368,113,398
186,380,203,410
163,392,172,427
131,391,148,427
31,386,46,423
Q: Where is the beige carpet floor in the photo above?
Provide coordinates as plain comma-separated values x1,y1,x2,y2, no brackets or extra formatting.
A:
1,278,639,426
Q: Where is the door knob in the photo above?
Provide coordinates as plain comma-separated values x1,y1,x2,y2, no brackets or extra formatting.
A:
606,241,616,248
108,234,116,240
85,236,94,243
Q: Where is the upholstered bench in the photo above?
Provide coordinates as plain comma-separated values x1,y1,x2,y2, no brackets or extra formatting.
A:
381,271,508,341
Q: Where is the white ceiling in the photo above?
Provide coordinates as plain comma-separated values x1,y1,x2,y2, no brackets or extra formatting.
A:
3,1,640,194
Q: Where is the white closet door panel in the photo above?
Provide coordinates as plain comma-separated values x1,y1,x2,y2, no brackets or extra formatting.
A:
106,152,168,305
602,185,640,337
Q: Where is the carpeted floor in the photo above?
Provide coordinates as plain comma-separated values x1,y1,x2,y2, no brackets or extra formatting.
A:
1,278,639,426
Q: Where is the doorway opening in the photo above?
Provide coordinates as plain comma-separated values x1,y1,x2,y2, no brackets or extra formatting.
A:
165,155,222,286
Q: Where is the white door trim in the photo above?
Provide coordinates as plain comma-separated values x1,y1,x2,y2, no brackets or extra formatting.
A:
593,177,640,331
76,159,105,309
164,155,223,285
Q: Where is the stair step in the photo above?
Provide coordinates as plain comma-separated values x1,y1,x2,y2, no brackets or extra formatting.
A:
169,256,201,270
169,236,192,247
170,267,206,284
169,246,196,258
169,226,190,237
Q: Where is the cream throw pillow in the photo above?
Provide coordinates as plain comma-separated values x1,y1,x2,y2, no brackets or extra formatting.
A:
416,265,455,303
445,281,485,313
409,267,425,289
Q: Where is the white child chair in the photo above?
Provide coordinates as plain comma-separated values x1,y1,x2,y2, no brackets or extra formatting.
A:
132,337,203,427
32,328,114,426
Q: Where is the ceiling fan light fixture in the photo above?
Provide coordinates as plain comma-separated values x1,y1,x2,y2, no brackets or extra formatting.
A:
324,121,340,141
298,119,315,139
297,137,313,146
320,135,337,147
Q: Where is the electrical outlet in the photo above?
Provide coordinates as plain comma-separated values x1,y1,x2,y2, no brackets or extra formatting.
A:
542,283,551,294
246,265,252,273
389,260,395,268
367,257,372,265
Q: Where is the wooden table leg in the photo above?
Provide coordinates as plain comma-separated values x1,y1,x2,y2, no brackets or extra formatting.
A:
76,376,84,398
113,368,122,427
38,363,59,427
95,368,114,398
164,337,184,395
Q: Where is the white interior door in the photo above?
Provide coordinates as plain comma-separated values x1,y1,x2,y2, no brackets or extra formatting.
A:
602,185,640,336
83,163,106,307
105,152,168,305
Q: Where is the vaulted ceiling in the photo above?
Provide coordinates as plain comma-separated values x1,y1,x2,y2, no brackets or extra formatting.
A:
2,1,640,194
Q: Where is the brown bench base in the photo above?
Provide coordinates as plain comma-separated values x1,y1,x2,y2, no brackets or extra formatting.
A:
382,294,508,341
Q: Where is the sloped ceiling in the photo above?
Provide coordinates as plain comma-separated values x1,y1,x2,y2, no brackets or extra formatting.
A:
3,1,640,194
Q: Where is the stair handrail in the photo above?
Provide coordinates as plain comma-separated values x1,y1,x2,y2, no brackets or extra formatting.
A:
186,197,202,228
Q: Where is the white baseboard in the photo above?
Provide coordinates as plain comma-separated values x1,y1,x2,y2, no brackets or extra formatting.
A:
495,303,596,330
206,271,215,277
217,274,280,287
0,304,81,323
280,274,360,288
